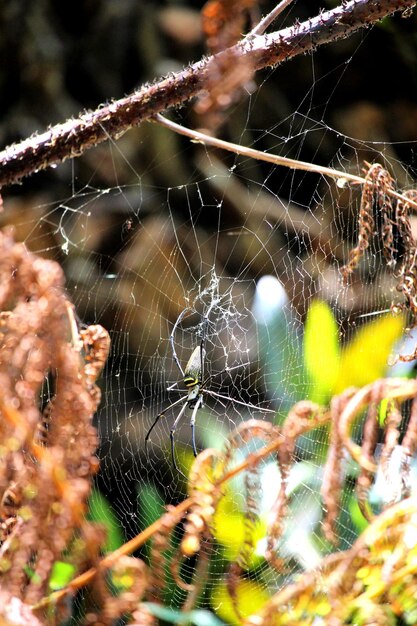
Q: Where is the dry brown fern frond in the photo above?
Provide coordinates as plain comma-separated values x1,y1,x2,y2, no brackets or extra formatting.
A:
328,378,417,531
342,162,394,281
244,497,417,625
29,374,417,623
321,388,356,544
196,0,259,128
0,227,111,615
342,162,417,337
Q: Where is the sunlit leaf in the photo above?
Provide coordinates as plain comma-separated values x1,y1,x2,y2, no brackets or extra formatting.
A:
88,489,124,553
304,299,340,403
211,578,269,625
335,313,405,392
212,490,266,566
49,561,75,591
349,495,369,534
378,398,389,426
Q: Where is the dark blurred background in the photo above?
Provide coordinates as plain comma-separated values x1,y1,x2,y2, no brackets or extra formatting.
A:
2,0,417,541
2,0,417,198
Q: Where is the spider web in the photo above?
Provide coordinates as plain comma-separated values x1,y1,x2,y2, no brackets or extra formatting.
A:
2,1,417,620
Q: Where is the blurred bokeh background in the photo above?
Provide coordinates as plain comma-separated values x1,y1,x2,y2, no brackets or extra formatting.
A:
2,3,417,616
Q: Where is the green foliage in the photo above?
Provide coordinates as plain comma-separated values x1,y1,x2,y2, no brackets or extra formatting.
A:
349,495,369,535
211,579,270,625
145,602,226,626
137,483,165,530
334,313,404,391
304,299,340,403
88,489,124,553
49,561,76,591
303,299,405,400
212,488,266,565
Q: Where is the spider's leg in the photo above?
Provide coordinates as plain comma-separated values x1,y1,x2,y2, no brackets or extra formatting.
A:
211,396,227,410
189,395,203,457
170,307,192,376
167,381,181,391
145,395,187,452
169,400,189,473
205,389,275,413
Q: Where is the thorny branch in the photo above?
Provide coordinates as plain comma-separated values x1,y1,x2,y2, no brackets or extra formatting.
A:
0,0,414,188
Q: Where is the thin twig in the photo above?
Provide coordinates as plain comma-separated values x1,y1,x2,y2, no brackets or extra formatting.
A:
33,498,192,611
155,114,417,211
245,0,295,38
0,0,414,188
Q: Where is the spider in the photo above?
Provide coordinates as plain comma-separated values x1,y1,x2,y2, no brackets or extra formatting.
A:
145,308,275,473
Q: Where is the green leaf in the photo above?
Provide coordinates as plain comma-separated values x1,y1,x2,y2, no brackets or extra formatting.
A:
137,483,165,529
335,313,405,393
349,495,369,534
88,489,124,553
378,398,389,426
211,578,269,625
304,299,340,402
145,602,225,626
49,561,76,591
212,489,266,566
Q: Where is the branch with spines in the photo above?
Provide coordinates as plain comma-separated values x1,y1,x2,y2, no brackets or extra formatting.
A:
0,0,414,188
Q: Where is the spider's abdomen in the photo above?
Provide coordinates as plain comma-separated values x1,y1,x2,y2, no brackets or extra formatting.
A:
183,345,204,388
184,375,199,388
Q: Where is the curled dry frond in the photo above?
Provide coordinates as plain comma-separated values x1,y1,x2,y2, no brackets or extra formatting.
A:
245,497,417,626
180,448,224,558
394,189,417,329
321,378,417,546
402,395,417,457
321,388,356,544
355,381,386,522
337,378,417,470
342,162,417,334
379,399,405,502
81,324,110,388
158,379,417,618
240,456,261,568
0,228,110,606
100,556,148,624
222,419,279,619
149,507,177,601
223,418,277,470
224,418,280,569
330,378,417,526
163,449,224,609
177,420,282,610
197,0,258,127
342,163,393,281
267,401,324,564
